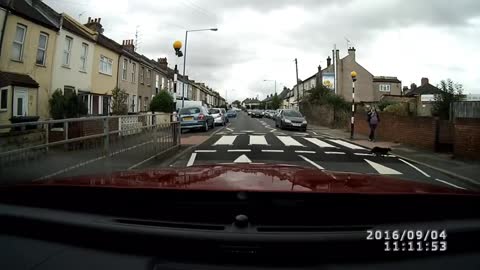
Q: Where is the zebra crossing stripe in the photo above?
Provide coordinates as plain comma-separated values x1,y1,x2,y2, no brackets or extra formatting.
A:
328,139,367,150
249,135,269,145
277,136,304,147
303,137,338,148
299,155,324,170
364,159,402,175
213,135,237,145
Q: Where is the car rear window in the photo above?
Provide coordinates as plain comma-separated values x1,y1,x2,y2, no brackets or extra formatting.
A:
180,107,200,114
209,109,220,114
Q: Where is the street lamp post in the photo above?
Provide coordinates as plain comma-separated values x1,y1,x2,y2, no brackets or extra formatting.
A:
263,79,277,94
350,71,357,140
181,28,218,108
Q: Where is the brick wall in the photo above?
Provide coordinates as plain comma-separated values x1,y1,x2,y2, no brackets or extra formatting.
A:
353,112,437,150
454,118,480,160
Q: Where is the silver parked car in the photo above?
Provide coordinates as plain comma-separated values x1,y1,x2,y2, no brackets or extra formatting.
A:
275,109,307,131
209,108,227,126
179,106,214,132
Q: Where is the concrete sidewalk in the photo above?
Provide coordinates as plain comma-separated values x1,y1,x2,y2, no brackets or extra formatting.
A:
308,124,480,186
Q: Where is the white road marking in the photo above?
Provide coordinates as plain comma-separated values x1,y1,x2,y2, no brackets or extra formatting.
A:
213,135,237,145
294,133,309,136
299,155,324,170
304,137,338,148
186,153,197,167
232,133,245,135
434,178,466,190
325,151,346,155
365,159,402,175
249,135,269,145
270,129,277,132
312,131,318,135
240,130,254,133
234,154,252,163
195,150,217,153
226,127,233,132
398,158,431,177
295,150,316,154
354,153,376,156
228,149,251,152
253,133,266,135
329,139,367,150
262,150,284,153
277,136,305,147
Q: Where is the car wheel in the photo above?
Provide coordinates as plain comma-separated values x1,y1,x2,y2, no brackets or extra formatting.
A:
301,127,307,132
210,120,214,129
203,121,209,132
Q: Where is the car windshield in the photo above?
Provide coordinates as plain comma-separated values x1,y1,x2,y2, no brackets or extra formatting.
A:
180,107,200,114
0,0,478,200
283,110,303,117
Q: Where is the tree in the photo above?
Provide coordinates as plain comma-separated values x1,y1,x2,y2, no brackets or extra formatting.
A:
432,79,463,120
304,84,331,104
271,93,282,110
150,90,174,113
111,87,128,115
49,89,65,119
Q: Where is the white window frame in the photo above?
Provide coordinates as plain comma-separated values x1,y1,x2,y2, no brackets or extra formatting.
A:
379,84,391,92
146,69,151,85
80,43,88,71
0,88,8,111
36,32,48,66
63,36,73,67
122,58,128,80
140,67,144,83
12,24,27,61
99,55,113,75
132,63,136,82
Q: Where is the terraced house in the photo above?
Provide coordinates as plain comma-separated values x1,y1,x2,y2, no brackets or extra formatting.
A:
118,39,140,113
0,0,61,125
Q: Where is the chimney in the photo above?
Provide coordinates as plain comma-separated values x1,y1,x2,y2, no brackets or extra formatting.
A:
157,57,168,69
411,83,417,90
316,65,323,88
327,56,331,67
85,17,104,34
122,39,135,52
348,47,356,60
421,77,429,86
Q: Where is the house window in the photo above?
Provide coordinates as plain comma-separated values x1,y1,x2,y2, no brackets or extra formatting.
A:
80,43,88,71
122,59,128,80
64,86,75,96
132,63,136,82
140,67,144,83
99,55,113,75
12,24,27,61
63,36,73,66
146,69,151,85
36,33,48,65
155,74,159,89
144,97,148,111
161,77,165,90
0,88,8,110
379,84,391,92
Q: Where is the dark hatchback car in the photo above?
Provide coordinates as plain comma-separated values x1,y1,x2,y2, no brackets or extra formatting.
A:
275,109,307,131
251,110,263,118
179,106,214,132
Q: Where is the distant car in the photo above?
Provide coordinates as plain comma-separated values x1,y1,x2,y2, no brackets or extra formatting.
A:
251,110,263,118
209,108,227,126
179,106,214,132
275,109,307,131
226,110,237,118
247,110,252,115
221,108,229,123
266,110,275,119
273,109,283,121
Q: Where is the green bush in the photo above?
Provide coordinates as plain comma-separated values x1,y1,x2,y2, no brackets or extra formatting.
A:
150,90,174,113
377,100,396,111
49,89,87,119
384,103,408,116
111,88,128,115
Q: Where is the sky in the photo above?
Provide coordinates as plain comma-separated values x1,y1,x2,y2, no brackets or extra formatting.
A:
44,0,480,102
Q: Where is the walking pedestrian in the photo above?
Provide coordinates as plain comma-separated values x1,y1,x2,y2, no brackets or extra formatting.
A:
367,107,380,142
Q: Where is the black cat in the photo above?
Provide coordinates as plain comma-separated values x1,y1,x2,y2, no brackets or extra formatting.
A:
371,147,392,156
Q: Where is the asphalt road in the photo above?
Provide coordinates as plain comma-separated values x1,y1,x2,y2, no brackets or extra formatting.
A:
143,111,477,191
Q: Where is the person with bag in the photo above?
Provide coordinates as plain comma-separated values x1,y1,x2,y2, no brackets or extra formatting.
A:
367,107,380,142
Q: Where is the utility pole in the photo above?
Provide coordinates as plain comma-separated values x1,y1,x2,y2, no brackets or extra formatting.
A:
294,58,299,108
350,71,357,140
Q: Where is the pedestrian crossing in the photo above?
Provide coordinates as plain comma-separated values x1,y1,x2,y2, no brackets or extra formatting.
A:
211,134,368,151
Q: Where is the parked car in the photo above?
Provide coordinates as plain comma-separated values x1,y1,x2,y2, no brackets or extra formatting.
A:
275,109,307,131
221,108,229,123
273,109,283,121
179,106,214,132
226,109,237,118
209,108,227,126
251,110,263,118
247,110,252,116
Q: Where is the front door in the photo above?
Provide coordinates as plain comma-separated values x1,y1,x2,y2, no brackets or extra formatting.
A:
13,88,28,117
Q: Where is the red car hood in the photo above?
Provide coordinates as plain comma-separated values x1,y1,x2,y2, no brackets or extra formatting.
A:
25,164,475,195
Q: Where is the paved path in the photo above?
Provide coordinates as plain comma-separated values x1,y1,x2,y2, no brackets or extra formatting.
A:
142,111,478,191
